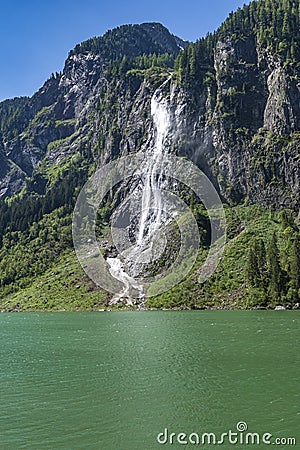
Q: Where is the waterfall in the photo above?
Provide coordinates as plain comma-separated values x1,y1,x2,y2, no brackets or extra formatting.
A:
137,95,170,246
107,89,170,306
106,257,144,305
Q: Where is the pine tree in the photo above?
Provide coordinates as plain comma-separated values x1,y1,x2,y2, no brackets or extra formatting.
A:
282,11,290,37
290,237,300,293
119,56,128,75
247,244,259,286
188,45,196,79
267,232,284,302
247,238,267,288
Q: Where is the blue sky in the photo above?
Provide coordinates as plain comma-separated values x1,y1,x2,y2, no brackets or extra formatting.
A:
0,0,251,102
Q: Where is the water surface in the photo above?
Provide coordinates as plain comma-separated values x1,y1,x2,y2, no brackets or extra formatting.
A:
0,311,299,449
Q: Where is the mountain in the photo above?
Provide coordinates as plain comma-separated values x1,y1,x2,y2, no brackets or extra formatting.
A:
1,0,300,311
0,22,188,197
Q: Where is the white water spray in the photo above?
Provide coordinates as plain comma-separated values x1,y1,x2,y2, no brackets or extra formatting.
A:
137,95,170,245
107,90,171,306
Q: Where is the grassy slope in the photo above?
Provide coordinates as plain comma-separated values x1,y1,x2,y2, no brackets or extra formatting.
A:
1,204,296,311
0,250,109,311
148,204,296,309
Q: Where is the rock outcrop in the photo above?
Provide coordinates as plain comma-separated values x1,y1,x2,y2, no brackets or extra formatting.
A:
0,19,299,210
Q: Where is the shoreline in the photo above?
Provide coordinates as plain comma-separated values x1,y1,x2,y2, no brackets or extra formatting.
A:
1,305,299,313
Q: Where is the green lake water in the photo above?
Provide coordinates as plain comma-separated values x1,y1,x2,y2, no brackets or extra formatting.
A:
0,311,299,449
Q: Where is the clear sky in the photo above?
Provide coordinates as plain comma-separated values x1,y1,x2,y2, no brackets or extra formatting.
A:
0,0,251,102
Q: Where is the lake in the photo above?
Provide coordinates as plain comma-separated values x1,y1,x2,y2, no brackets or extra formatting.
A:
0,311,299,449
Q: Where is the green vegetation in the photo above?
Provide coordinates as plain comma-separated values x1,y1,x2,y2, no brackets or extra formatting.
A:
0,0,300,311
47,136,72,152
1,202,299,311
219,0,300,64
1,250,108,311
70,23,182,60
175,35,215,89
148,205,300,310
0,97,30,140
174,0,300,110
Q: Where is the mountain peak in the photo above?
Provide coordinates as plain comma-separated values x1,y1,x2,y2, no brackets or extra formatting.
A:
69,22,188,60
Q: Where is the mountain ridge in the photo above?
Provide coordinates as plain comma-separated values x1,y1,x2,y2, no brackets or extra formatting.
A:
1,0,300,310
69,22,189,58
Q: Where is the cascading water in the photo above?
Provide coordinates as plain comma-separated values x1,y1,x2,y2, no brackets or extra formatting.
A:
137,95,170,246
107,88,171,307
73,80,225,306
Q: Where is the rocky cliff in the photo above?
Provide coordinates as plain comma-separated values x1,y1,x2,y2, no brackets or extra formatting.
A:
1,0,300,310
1,8,299,210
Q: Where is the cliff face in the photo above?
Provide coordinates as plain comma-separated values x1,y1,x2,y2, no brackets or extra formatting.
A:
133,33,300,209
0,23,187,197
209,37,300,208
203,35,300,208
0,18,299,209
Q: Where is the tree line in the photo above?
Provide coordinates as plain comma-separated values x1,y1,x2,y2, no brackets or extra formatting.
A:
247,211,300,304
